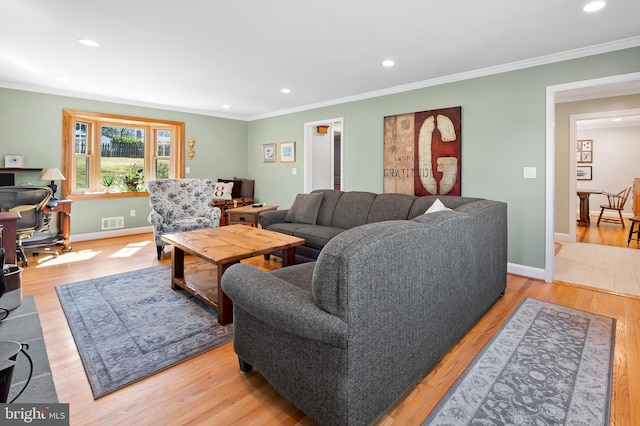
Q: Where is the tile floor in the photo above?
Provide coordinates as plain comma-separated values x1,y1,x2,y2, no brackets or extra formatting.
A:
555,242,640,297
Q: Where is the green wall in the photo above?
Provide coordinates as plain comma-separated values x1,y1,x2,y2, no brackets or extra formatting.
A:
247,47,640,269
0,88,248,235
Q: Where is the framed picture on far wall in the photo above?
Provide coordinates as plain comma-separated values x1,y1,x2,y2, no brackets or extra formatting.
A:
577,165,592,180
280,142,296,163
262,143,276,163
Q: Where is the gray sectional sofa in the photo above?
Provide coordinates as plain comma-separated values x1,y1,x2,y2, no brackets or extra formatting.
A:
222,191,508,425
260,189,488,263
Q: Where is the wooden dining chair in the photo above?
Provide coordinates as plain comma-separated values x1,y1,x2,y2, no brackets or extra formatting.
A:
597,185,632,228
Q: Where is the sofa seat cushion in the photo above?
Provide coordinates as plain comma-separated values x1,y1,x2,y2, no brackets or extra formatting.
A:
266,222,308,236
293,225,346,249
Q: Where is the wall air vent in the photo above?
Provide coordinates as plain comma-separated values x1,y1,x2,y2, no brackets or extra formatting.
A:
101,216,124,230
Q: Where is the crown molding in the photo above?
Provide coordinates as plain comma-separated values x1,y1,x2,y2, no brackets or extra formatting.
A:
248,36,640,121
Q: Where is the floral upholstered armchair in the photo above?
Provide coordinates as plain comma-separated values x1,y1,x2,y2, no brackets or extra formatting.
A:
147,178,221,259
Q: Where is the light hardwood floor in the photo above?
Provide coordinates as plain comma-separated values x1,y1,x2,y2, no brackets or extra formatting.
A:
19,233,639,425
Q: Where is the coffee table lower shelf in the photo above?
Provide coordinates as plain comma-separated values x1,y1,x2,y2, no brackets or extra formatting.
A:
171,273,221,312
162,225,305,325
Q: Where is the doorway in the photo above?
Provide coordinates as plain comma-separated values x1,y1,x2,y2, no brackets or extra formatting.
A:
303,118,344,193
545,71,640,283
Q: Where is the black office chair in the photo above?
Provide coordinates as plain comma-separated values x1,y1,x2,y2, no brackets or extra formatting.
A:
0,187,53,267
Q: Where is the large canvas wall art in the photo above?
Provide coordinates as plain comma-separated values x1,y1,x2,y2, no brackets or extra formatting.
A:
384,106,461,196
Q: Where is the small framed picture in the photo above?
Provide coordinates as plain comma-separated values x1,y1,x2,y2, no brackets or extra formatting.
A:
280,142,296,163
262,143,276,163
4,154,24,168
577,139,593,163
577,165,592,180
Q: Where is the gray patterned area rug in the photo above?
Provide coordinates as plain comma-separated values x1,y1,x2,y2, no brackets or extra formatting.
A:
56,265,233,399
423,297,615,426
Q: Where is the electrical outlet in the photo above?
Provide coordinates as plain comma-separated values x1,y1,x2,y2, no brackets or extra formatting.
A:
186,167,191,174
130,210,136,217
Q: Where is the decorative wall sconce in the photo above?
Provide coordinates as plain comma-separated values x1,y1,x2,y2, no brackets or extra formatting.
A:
317,125,329,134
188,139,196,160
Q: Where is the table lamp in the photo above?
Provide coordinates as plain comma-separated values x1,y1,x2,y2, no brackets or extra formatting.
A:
41,167,66,200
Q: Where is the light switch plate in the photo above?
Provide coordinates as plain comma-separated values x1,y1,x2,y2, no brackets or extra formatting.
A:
523,167,536,179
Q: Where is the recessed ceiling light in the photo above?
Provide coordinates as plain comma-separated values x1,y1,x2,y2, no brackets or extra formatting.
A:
613,118,622,121
281,88,291,94
382,59,395,67
222,104,230,109
78,38,100,47
56,77,69,82
583,1,606,12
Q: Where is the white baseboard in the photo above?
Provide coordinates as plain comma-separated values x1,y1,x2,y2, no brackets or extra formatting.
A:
71,226,153,242
554,232,572,242
507,262,546,281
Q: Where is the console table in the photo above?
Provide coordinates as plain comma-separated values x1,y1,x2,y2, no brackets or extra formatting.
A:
44,199,73,251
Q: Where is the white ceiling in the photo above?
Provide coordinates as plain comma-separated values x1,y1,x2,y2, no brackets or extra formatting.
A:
1,0,639,120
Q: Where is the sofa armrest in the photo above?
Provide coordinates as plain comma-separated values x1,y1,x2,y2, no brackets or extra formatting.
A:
258,209,289,229
221,264,347,348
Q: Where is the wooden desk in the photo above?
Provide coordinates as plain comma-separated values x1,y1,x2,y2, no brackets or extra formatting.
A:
577,190,602,227
44,199,73,251
0,212,21,264
227,204,278,227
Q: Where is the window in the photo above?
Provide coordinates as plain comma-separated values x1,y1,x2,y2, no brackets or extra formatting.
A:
62,110,184,199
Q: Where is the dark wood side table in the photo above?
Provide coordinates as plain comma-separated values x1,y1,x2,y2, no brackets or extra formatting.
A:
0,212,21,265
227,204,278,227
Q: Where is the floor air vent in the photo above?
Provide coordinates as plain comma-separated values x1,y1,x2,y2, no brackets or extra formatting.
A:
101,216,124,230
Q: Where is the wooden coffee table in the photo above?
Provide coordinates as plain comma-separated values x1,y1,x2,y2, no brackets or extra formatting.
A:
161,225,304,325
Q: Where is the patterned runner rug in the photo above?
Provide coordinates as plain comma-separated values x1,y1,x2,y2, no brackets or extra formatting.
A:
56,265,233,399
423,297,615,425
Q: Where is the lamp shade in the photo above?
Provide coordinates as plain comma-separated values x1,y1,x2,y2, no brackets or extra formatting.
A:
41,168,66,181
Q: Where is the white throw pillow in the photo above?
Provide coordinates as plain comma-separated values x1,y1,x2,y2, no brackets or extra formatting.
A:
211,182,234,200
424,198,452,214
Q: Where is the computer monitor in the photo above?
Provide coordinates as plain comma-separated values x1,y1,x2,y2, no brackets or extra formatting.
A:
0,174,15,187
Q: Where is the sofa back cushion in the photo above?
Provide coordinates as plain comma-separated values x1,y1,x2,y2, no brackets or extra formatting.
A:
330,191,376,229
285,193,324,224
311,189,344,226
367,193,416,223
233,177,255,199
